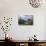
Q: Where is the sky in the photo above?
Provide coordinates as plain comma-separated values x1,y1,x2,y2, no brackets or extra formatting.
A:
19,15,33,21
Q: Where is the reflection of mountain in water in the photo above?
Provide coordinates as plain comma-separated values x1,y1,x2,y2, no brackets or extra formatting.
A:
18,18,33,25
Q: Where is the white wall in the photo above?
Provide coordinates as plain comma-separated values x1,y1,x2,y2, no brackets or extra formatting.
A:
0,0,46,40
9,15,45,40
44,15,46,40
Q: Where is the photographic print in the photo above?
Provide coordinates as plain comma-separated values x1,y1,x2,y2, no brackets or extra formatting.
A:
18,15,33,25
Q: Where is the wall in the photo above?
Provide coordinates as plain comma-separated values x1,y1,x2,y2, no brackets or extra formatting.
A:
0,0,46,40
44,15,46,40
